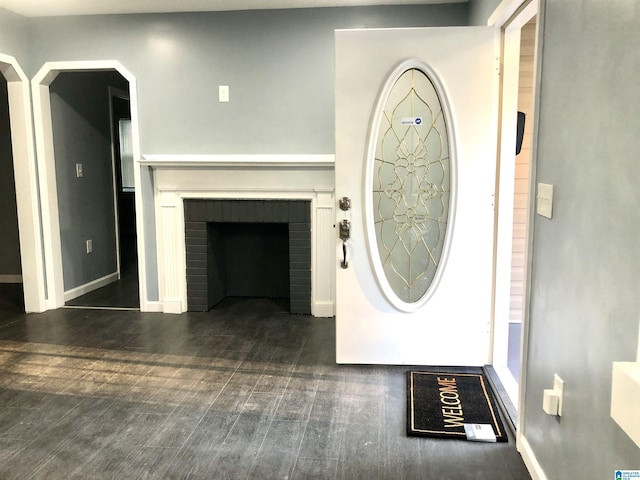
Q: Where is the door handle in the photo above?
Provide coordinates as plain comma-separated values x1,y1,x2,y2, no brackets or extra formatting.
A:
339,219,350,269
339,219,350,241
341,242,349,269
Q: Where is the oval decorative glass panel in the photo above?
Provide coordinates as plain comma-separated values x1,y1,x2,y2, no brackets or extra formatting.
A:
365,61,456,311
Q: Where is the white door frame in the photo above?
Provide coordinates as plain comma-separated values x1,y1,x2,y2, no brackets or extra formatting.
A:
489,0,540,436
0,54,46,312
32,60,149,310
107,86,131,281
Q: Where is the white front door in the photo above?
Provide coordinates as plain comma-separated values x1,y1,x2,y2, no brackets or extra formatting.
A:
335,26,498,365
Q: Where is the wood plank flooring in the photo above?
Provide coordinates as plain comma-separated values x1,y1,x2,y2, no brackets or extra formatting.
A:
65,235,139,309
0,295,530,479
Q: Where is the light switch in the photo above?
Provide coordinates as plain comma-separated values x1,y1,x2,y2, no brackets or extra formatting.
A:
219,85,229,102
76,163,83,178
537,183,554,218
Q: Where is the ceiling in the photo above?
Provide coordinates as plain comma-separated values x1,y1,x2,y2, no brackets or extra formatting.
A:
1,0,465,18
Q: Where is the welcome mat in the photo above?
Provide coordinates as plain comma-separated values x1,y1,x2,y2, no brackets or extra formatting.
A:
407,371,507,442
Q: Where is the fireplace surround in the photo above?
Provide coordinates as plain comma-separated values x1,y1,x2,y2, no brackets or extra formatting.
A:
142,154,335,316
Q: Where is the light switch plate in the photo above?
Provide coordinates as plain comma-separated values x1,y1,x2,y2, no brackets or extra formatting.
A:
537,183,554,218
76,163,83,178
219,85,229,102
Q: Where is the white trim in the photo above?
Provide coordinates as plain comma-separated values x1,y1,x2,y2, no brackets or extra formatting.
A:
490,0,539,421
489,6,543,480
0,275,23,283
144,301,164,313
162,299,184,315
63,271,119,301
32,74,63,309
492,10,527,372
488,0,535,27
151,162,334,315
156,190,186,314
313,301,335,318
141,154,335,168
517,434,548,480
518,0,543,435
0,53,47,312
31,60,149,312
108,86,130,282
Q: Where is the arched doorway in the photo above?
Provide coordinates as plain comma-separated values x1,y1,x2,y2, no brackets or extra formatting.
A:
32,61,150,311
0,53,45,312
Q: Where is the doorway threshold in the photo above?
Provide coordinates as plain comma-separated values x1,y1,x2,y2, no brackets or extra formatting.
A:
483,365,518,432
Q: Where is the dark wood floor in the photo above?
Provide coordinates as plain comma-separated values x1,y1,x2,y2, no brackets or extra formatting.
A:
66,235,140,309
0,293,530,479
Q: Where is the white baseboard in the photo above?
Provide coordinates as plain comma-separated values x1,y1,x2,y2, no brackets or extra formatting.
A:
64,272,119,302
162,299,184,314
517,433,548,480
313,301,335,318
142,301,164,313
0,275,23,283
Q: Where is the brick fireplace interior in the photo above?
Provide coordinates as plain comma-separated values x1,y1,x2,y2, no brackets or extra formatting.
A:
184,199,311,313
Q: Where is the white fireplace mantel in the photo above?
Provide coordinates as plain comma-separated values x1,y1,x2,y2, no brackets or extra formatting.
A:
143,154,336,316
140,154,335,169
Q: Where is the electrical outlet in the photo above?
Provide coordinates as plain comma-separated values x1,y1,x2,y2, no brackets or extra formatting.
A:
86,239,92,254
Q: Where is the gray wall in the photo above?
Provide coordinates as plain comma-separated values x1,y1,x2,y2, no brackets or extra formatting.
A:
26,5,468,302
0,76,21,277
50,71,128,291
467,0,502,25
0,8,29,65
28,5,468,154
523,0,640,477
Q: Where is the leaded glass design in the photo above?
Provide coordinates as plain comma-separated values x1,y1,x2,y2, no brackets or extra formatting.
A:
371,68,451,304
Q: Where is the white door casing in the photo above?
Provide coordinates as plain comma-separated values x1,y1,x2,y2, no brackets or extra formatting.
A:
32,61,150,311
335,27,499,365
0,54,46,312
492,0,539,408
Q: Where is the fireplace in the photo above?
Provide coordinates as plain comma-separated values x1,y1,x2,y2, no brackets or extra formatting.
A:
184,199,311,313
142,154,335,316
